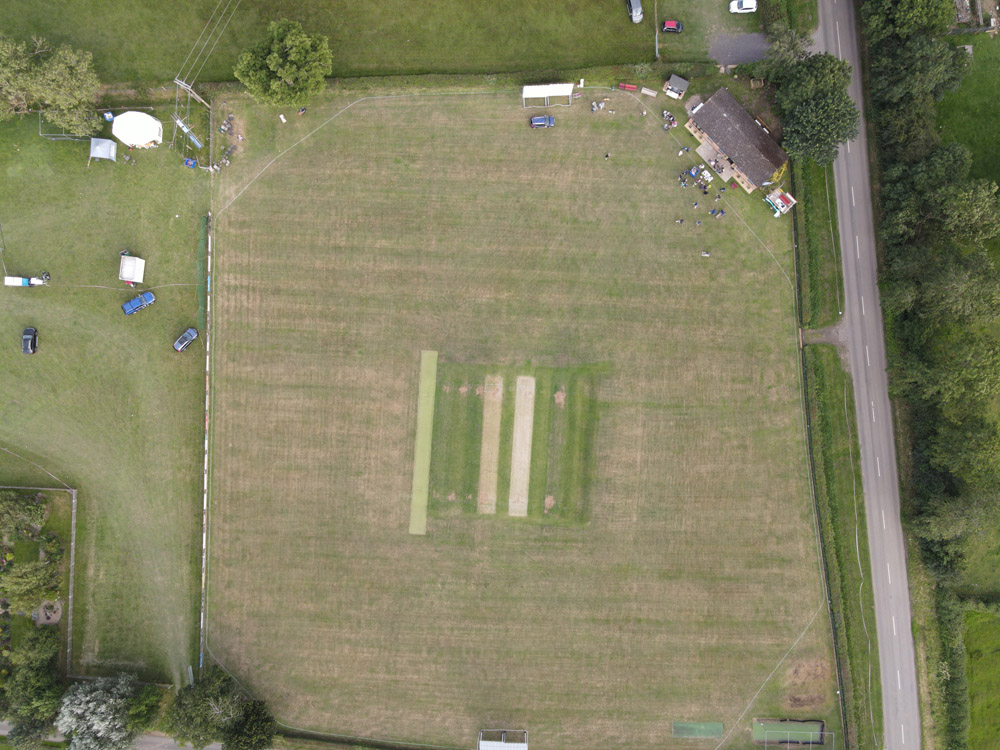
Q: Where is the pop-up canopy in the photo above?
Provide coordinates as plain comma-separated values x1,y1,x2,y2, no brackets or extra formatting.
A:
119,255,146,283
88,138,117,163
111,111,163,148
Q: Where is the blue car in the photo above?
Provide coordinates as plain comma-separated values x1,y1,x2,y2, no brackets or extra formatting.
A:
122,291,156,315
529,116,555,128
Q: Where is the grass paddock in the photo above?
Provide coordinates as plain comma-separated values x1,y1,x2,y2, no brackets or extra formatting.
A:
0,111,207,682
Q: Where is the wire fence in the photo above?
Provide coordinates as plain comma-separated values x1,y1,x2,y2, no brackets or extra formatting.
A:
197,215,209,329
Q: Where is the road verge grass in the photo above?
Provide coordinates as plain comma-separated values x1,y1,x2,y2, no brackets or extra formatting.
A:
802,345,883,750
792,160,843,329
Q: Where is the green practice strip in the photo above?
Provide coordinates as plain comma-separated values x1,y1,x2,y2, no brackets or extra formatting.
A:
409,350,438,535
752,720,824,743
672,722,723,738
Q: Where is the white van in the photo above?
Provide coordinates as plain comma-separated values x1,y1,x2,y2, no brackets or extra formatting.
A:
626,0,643,23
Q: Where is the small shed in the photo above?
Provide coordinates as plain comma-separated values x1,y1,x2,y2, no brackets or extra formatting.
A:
88,138,117,165
521,83,575,108
111,111,163,148
119,255,146,284
663,74,690,100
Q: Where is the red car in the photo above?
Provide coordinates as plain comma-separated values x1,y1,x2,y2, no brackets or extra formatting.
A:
662,19,683,32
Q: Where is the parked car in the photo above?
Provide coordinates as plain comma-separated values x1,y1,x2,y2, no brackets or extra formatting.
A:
21,327,36,355
121,291,156,315
173,327,199,352
626,0,643,22
729,0,758,12
529,116,555,128
661,19,683,32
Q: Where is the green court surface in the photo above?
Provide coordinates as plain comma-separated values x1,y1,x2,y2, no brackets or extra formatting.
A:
672,722,723,739
409,350,438,535
753,719,825,744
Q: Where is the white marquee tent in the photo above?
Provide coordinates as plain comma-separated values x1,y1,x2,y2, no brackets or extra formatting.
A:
118,255,146,284
521,83,575,108
111,111,163,148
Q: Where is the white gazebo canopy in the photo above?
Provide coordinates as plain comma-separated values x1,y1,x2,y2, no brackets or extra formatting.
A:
521,83,575,107
88,138,117,163
111,111,163,148
119,255,146,283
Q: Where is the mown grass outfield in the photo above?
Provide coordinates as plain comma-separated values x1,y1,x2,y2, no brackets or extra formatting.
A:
207,90,840,749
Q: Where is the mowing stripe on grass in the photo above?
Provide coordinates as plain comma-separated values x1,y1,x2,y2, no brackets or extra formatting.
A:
672,722,723,739
477,375,503,515
409,350,438,535
508,375,535,517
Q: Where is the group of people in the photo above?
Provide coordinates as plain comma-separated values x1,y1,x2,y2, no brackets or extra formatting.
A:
675,169,726,226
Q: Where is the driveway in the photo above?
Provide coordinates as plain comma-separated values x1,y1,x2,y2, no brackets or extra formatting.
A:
709,33,770,65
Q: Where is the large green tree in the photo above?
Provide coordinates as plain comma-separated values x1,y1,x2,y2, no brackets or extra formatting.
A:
0,560,60,613
0,35,100,135
773,53,860,163
935,180,1000,246
222,701,275,750
863,0,953,43
164,668,244,750
234,19,333,105
0,36,31,120
0,491,46,538
56,674,142,750
5,627,64,727
871,36,968,104
30,44,101,135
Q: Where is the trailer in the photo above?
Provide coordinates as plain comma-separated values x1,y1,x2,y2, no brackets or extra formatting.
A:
119,254,146,285
764,188,797,217
5,275,48,287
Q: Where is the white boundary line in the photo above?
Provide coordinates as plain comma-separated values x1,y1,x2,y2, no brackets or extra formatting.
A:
198,214,214,674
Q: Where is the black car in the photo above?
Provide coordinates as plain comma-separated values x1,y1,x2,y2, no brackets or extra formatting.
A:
21,327,37,355
173,327,199,352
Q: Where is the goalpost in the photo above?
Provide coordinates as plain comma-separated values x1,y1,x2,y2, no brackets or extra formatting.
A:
521,83,575,108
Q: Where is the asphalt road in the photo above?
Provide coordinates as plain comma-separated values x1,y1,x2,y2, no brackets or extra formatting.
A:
0,721,221,750
812,1,922,748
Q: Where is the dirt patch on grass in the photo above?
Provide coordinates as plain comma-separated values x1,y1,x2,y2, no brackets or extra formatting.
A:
786,658,831,685
508,376,535,517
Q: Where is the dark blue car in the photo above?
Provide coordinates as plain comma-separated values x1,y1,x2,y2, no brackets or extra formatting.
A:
529,116,555,128
122,291,155,315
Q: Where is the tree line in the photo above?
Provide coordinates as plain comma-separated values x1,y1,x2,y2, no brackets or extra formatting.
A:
863,0,999,555
4,655,275,750
859,0,1000,747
